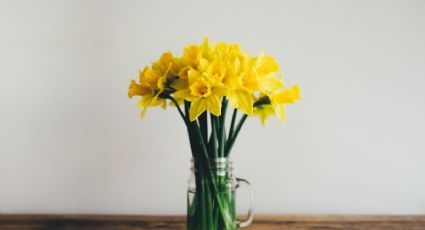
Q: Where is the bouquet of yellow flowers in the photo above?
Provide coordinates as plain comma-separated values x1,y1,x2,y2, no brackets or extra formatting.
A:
129,38,300,230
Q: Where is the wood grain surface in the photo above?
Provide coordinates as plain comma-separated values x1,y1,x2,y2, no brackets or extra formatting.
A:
1,214,425,229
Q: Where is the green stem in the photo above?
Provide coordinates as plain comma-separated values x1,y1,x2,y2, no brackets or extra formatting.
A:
205,180,214,229
185,101,235,229
210,114,218,159
192,122,233,228
200,178,207,229
225,114,248,157
184,101,199,158
228,109,237,141
219,99,228,158
199,112,208,144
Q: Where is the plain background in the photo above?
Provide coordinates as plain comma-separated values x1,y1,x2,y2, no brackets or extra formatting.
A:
1,0,424,215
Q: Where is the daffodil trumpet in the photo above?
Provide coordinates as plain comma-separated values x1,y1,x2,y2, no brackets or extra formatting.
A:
128,38,300,230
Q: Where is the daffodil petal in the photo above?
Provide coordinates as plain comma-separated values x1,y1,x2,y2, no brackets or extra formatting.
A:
274,104,287,122
174,89,196,101
206,96,221,116
128,80,153,98
273,85,301,104
236,90,253,115
213,85,228,97
189,100,207,121
227,90,238,108
259,74,284,94
188,69,201,85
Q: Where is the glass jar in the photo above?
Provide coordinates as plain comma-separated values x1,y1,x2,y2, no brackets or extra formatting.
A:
187,157,253,230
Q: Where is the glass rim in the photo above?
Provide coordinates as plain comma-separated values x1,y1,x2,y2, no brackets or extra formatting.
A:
191,157,232,163
190,157,233,172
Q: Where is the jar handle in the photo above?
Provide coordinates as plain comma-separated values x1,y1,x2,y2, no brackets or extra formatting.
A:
235,177,254,228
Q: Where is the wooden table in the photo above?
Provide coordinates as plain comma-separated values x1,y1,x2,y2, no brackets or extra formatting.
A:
1,215,425,229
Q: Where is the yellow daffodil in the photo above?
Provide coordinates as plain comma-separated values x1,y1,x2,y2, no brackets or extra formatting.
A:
139,66,162,90
128,37,300,124
128,66,168,117
174,69,227,121
152,52,181,77
225,54,257,115
254,104,275,126
269,85,301,122
253,53,279,77
128,80,152,98
182,38,210,68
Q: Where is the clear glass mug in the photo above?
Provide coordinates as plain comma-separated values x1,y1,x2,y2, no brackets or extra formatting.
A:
187,158,254,230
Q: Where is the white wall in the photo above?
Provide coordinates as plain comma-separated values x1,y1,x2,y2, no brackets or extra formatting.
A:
1,0,424,215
